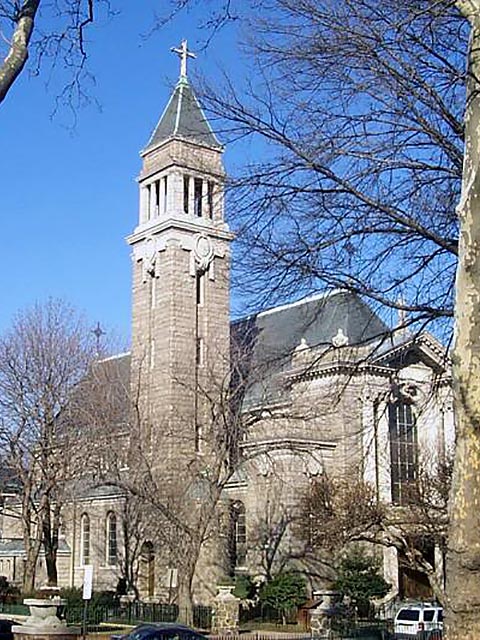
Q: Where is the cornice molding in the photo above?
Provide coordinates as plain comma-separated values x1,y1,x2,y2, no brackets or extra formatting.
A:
127,217,234,247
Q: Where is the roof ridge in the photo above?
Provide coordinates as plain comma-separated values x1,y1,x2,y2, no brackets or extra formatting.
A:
173,80,184,136
232,290,348,324
143,77,222,152
258,289,346,318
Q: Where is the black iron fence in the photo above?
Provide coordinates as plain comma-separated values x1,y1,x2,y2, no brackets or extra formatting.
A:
0,601,213,631
0,601,442,639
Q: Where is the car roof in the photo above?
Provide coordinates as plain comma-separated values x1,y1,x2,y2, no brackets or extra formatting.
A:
130,624,205,636
397,604,442,611
134,624,196,630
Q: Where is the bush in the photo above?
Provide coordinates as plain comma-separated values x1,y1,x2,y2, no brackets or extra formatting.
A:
333,550,390,618
258,572,307,624
93,590,117,607
0,576,20,603
60,587,118,609
60,587,84,608
233,574,257,600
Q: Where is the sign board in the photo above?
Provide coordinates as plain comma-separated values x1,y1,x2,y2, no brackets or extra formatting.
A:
83,565,93,600
164,568,178,589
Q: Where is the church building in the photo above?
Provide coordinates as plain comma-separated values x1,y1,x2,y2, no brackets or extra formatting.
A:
0,42,454,607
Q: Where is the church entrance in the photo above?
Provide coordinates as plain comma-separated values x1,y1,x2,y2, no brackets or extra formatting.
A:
398,538,435,600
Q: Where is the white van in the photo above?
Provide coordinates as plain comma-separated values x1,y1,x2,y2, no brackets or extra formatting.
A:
394,603,443,636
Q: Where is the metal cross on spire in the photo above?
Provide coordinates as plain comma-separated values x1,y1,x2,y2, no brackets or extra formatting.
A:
92,321,106,355
171,39,196,78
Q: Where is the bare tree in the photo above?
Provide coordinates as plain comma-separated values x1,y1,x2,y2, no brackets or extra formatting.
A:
0,0,113,108
0,298,96,591
77,344,237,618
123,377,237,620
201,0,465,338
297,460,452,605
88,336,309,619
197,2,480,635
0,1,240,110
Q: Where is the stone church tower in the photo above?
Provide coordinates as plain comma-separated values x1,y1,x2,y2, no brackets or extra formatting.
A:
127,41,233,474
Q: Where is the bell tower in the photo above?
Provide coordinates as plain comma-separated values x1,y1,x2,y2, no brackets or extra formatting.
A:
128,41,233,471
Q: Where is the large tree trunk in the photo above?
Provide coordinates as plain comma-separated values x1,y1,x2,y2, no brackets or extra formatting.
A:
22,552,38,593
447,2,480,638
21,487,41,593
42,497,60,587
177,562,195,626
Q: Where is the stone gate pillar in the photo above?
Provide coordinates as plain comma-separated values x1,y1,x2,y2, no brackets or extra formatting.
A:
212,585,240,634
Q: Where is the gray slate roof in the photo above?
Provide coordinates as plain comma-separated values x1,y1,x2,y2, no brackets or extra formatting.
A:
67,292,389,449
75,481,127,500
231,290,390,408
145,78,221,151
0,539,70,557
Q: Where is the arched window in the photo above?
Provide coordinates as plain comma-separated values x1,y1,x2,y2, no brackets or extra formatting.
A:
80,514,90,566
229,501,247,570
389,400,418,504
106,512,117,565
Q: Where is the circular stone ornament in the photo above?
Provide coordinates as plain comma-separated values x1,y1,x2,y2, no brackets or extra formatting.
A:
193,234,214,270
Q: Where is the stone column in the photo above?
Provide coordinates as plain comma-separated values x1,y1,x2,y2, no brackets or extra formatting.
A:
140,187,149,224
150,181,157,219
214,183,223,222
377,399,392,501
188,176,194,216
361,392,377,488
212,586,240,634
202,179,209,220
159,176,166,215
383,546,399,595
310,591,338,638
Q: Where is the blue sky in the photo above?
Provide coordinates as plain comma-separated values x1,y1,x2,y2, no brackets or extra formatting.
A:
0,2,250,343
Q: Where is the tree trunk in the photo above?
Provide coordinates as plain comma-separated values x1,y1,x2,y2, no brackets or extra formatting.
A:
43,547,58,588
447,3,480,638
0,0,41,104
21,491,41,593
22,554,37,593
177,567,195,626
42,495,59,587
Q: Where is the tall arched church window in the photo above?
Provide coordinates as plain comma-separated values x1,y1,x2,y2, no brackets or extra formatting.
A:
106,512,118,565
229,501,247,570
389,400,418,504
80,514,90,566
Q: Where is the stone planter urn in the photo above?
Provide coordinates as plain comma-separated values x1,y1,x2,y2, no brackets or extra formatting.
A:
23,598,67,629
13,588,80,640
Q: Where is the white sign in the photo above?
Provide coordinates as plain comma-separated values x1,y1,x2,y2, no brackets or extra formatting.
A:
164,568,178,589
83,565,93,600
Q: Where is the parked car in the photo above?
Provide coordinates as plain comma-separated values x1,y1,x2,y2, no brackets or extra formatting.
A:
111,623,208,640
394,603,443,637
0,619,15,640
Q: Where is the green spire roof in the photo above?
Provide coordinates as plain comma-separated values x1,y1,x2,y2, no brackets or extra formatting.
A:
145,77,222,151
